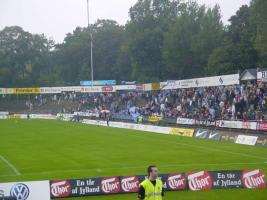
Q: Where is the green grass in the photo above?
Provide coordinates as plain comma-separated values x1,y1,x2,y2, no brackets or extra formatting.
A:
0,119,267,200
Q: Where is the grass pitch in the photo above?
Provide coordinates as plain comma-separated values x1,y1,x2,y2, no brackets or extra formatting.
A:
0,119,267,200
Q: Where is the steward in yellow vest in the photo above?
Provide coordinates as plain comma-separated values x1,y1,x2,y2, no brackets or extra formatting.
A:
138,165,164,200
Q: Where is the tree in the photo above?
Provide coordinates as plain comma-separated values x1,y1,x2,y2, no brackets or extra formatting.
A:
163,2,224,79
251,0,267,66
55,20,130,85
126,0,180,82
207,5,258,75
0,26,54,87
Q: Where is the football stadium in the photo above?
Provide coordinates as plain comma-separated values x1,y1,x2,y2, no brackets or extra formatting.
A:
1,0,267,200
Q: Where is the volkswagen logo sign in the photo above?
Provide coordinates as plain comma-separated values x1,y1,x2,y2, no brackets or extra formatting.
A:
10,183,30,200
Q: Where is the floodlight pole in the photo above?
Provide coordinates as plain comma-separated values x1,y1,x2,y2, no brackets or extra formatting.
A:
87,0,94,86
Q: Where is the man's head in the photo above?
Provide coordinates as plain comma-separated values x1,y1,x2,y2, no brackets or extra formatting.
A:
147,165,158,180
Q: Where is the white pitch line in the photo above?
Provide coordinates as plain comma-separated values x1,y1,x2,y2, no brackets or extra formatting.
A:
0,155,21,176
1,162,264,177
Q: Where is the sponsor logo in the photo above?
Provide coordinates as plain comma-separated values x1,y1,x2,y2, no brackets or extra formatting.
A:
195,130,209,138
242,170,266,189
256,138,267,146
136,85,144,90
262,71,267,79
177,118,195,125
101,177,120,194
257,122,267,131
121,176,139,192
102,86,113,92
169,128,194,137
219,77,223,84
209,132,220,139
188,171,212,191
10,183,30,200
167,174,186,190
14,88,40,94
50,180,72,197
148,116,162,122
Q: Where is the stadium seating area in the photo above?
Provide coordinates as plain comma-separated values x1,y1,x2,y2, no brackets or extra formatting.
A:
1,81,267,122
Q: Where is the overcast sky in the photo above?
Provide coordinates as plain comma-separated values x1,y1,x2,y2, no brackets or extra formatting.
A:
0,0,251,43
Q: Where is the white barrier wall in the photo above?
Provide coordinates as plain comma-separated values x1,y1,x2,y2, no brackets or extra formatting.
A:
82,119,170,134
0,181,50,200
216,120,257,130
161,74,239,90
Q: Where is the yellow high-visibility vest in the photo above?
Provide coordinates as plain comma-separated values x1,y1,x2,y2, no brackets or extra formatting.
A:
140,178,163,200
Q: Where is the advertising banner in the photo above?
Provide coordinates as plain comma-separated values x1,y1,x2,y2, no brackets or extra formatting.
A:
177,118,195,125
0,111,9,115
0,115,8,119
216,120,257,130
0,88,3,94
187,170,265,191
80,80,116,86
60,86,82,92
143,83,160,91
81,86,116,93
165,173,187,191
115,85,136,91
257,122,267,131
169,128,194,137
255,136,267,147
50,169,265,198
50,178,101,198
187,171,213,191
2,88,14,94
241,169,266,189
209,171,243,189
151,83,160,90
241,121,257,130
148,116,162,123
13,88,40,94
120,176,140,193
50,173,185,198
207,131,222,141
0,181,50,200
235,135,258,146
7,114,27,119
30,114,57,120
136,84,144,91
161,74,239,90
56,113,74,121
143,83,152,91
194,129,210,139
194,129,222,141
82,119,170,134
40,87,62,94
195,120,215,126
257,71,267,82
216,120,242,129
220,131,238,143
74,112,99,118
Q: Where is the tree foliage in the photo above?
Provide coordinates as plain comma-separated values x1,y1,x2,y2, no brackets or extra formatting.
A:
0,0,266,87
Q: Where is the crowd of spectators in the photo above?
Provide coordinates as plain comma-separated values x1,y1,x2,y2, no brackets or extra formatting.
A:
2,81,267,122
73,81,267,122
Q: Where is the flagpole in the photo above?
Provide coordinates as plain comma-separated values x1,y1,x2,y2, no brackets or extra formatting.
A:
87,0,94,86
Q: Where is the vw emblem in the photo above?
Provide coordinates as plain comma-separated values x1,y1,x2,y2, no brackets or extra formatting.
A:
10,183,30,200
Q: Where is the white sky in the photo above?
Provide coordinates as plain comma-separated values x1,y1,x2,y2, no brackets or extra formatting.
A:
0,0,251,43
